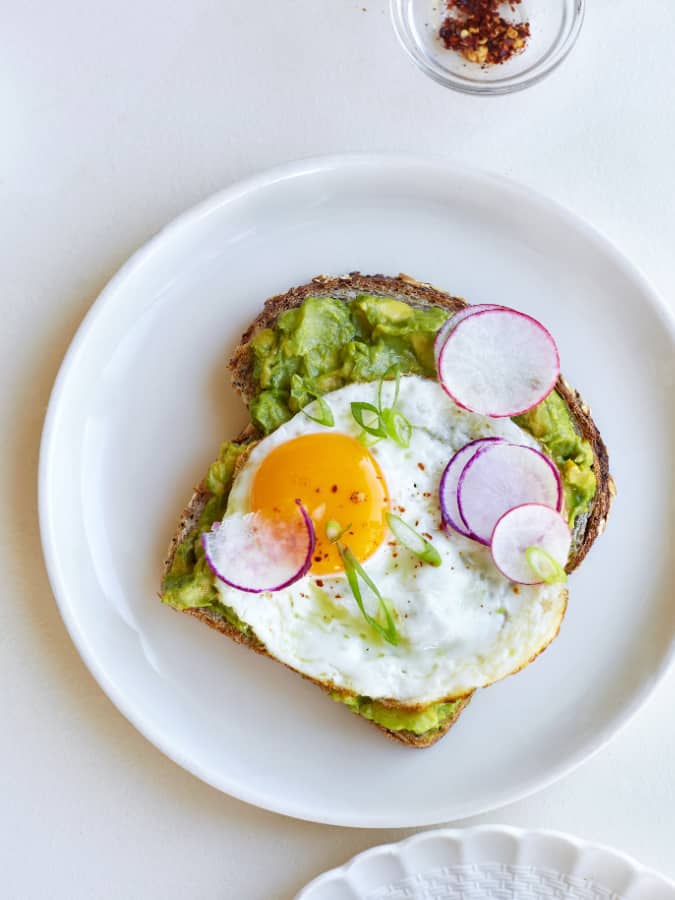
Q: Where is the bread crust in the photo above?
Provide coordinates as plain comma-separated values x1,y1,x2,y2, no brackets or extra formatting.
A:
163,273,614,747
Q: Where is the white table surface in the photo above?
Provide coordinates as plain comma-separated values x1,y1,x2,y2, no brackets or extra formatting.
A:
3,2,674,897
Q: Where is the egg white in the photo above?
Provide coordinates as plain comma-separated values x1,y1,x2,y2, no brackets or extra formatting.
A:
218,375,567,706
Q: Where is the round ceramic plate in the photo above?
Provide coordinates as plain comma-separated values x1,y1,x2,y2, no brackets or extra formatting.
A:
39,155,675,827
295,826,675,899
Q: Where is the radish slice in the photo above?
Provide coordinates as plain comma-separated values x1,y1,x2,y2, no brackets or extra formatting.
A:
437,307,560,417
433,304,502,368
202,500,315,593
457,442,562,545
439,437,505,538
491,503,571,584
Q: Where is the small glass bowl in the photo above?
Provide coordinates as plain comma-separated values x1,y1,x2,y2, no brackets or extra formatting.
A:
390,0,585,95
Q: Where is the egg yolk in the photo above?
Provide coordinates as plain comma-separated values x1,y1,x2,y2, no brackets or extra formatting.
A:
250,433,389,575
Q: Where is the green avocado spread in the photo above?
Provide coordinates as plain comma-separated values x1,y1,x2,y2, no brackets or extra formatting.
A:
514,392,596,525
331,693,464,734
162,294,597,737
250,295,447,433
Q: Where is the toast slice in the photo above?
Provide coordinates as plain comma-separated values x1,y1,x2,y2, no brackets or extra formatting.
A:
162,273,613,747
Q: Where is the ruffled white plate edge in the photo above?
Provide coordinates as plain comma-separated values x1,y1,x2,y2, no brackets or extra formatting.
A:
295,825,675,899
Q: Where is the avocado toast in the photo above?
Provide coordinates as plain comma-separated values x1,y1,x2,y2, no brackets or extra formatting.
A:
161,273,613,748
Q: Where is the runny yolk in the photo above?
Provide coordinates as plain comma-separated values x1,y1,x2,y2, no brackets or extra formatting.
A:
250,432,389,575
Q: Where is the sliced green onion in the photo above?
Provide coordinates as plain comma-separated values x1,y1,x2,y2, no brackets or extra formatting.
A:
386,513,442,566
302,393,334,427
525,546,568,585
292,375,335,427
338,544,399,645
351,401,386,437
380,408,412,449
358,430,381,448
325,519,351,543
353,367,413,449
377,365,401,414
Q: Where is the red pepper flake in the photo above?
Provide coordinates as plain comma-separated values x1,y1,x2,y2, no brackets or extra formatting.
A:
423,492,432,498
417,462,425,471
422,532,433,540
513,585,520,594
316,579,324,587
439,0,530,66
350,490,366,504
331,484,338,493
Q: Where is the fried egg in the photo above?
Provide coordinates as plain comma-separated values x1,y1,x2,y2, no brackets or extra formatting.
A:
218,375,567,706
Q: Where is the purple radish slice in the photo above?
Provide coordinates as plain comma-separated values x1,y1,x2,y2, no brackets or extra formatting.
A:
439,437,505,539
202,500,315,593
433,304,502,368
437,307,560,417
457,442,562,545
491,503,571,585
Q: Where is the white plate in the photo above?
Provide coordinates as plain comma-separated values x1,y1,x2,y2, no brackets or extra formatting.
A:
39,155,675,827
295,826,675,899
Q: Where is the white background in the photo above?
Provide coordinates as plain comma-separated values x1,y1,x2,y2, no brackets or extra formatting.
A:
2,2,674,897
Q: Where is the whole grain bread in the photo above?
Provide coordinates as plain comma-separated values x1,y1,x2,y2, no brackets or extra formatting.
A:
163,273,613,748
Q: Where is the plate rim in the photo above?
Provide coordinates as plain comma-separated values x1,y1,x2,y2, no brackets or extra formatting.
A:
294,824,675,898
39,153,675,827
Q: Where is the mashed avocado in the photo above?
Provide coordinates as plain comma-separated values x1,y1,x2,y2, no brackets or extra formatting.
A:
162,293,597,736
514,392,596,525
331,693,464,735
250,295,447,433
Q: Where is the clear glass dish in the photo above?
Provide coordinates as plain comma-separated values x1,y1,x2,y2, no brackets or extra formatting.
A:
390,0,585,95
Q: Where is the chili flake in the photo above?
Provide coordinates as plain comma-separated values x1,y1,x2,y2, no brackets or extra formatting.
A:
439,0,530,66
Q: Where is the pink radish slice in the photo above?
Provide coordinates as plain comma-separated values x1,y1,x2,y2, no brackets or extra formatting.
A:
202,500,315,593
439,437,505,539
457,442,562,545
433,304,502,368
437,308,560,417
491,503,571,584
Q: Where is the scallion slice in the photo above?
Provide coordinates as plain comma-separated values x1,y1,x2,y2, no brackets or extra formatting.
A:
302,393,334,427
380,408,412,448
386,513,442,566
525,546,568,585
351,367,413,448
325,519,351,543
338,545,400,646
350,401,386,437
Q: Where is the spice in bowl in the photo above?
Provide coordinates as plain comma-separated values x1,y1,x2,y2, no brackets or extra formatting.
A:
439,0,531,66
